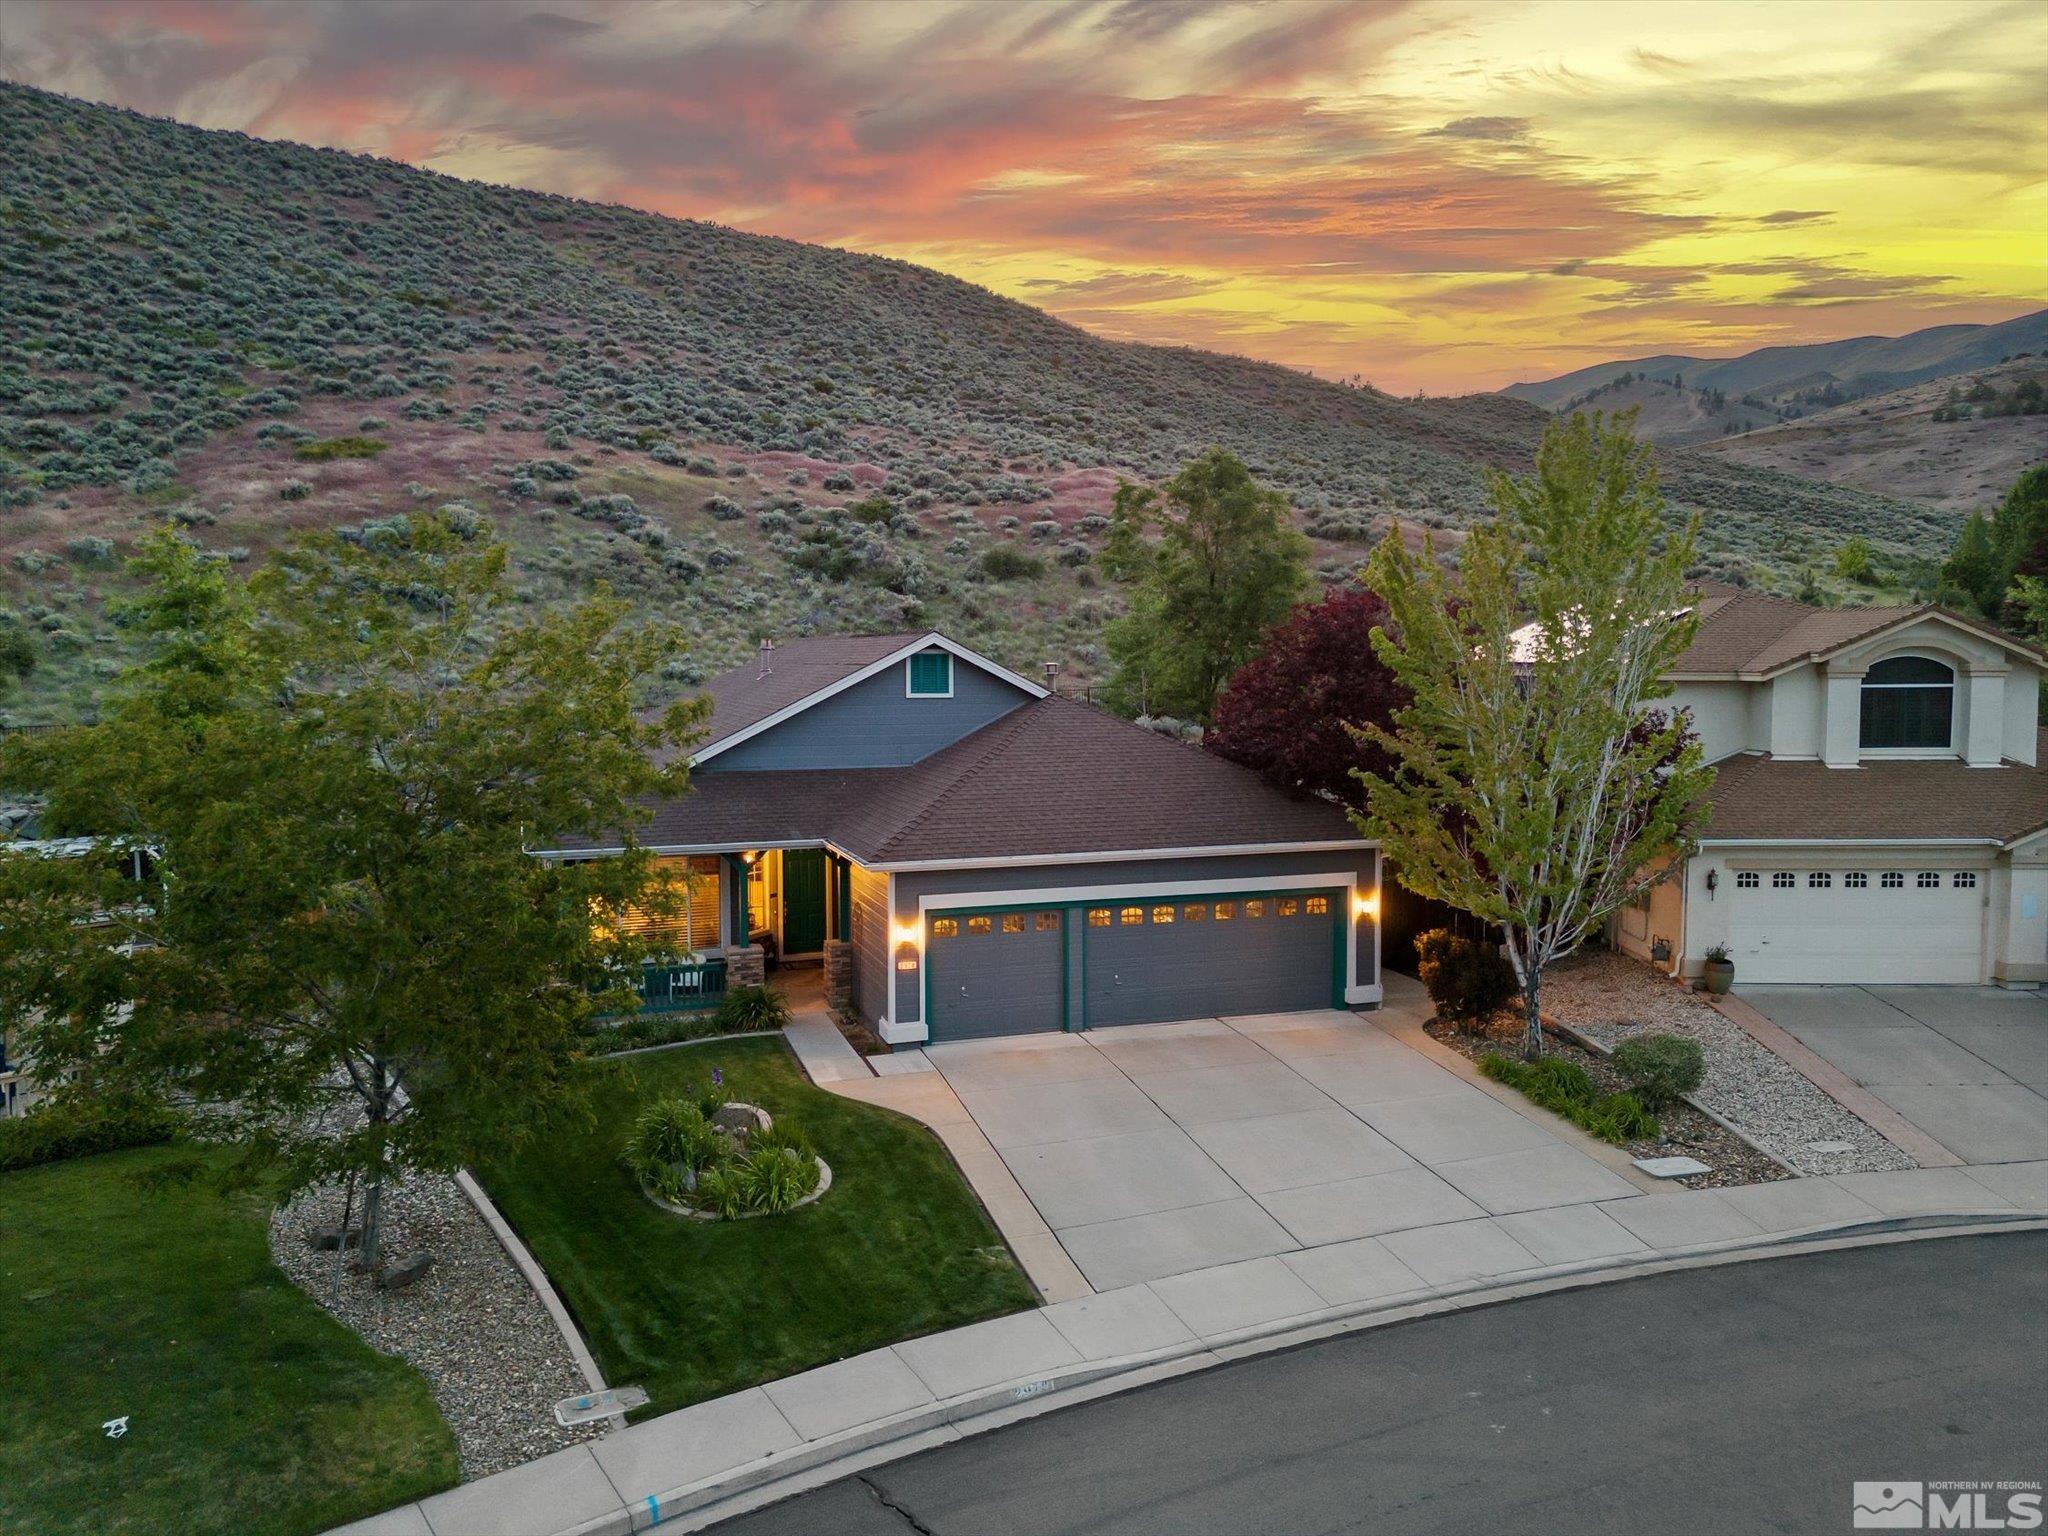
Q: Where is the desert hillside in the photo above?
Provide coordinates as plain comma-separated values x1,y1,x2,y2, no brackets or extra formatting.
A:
0,83,1954,721
1699,359,2048,513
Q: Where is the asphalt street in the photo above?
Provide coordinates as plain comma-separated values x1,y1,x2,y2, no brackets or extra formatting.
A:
713,1231,2048,1536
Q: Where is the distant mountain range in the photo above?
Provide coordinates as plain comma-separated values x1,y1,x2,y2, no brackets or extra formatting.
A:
1504,308,2048,417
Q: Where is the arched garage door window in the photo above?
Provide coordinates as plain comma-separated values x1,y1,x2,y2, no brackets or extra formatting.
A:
1859,656,1954,750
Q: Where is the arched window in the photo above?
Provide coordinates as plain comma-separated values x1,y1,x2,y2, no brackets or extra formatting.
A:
1860,656,1955,750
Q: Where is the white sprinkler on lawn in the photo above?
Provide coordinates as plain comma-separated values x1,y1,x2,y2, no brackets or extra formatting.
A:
102,1416,130,1439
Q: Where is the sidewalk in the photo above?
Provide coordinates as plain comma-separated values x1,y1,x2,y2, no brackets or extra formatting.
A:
334,1156,2048,1536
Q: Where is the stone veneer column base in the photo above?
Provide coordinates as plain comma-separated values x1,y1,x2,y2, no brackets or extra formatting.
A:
726,944,766,990
822,938,854,1011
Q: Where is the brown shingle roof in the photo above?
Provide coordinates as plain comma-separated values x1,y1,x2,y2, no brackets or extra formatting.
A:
1701,737,2048,845
693,633,930,756
553,697,1364,863
1671,588,2041,678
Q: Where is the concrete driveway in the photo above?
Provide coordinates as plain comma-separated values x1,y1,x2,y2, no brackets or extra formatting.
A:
1741,986,2048,1165
924,1009,1641,1290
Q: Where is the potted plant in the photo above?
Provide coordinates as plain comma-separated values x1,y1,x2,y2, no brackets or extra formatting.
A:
1700,944,1735,996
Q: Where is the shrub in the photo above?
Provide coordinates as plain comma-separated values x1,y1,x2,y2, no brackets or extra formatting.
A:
625,1097,724,1177
1610,1033,1705,1110
293,435,386,462
278,479,311,501
1415,929,1518,1025
0,1093,185,1172
979,545,1044,582
1479,1053,1659,1145
714,984,790,1034
741,1144,820,1213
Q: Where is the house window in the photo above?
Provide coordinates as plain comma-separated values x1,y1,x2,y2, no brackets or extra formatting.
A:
907,651,953,698
1214,902,1236,921
1151,905,1175,924
1859,656,1955,750
1278,898,1300,917
1182,903,1207,922
932,917,958,938
1036,911,1061,931
1845,872,1868,889
1881,871,1904,889
1002,912,1025,933
967,914,992,934
1305,895,1330,915
1245,899,1267,918
1955,873,1978,889
1119,906,1143,925
1808,873,1832,889
1736,871,1760,889
1916,872,1940,889
1087,908,1110,928
1772,872,1795,889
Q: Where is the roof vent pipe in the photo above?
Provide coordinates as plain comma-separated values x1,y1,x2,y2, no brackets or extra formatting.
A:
1043,660,1062,695
758,637,774,678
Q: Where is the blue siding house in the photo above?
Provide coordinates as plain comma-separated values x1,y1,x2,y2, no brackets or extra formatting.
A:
539,632,1382,1044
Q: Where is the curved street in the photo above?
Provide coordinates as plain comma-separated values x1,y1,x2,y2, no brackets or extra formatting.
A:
716,1231,2048,1536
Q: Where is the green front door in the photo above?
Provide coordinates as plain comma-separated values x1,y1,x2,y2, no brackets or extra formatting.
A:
782,848,827,956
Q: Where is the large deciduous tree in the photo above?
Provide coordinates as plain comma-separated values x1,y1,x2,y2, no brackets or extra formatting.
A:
0,518,707,1265
1100,448,1312,724
1205,588,1406,802
1357,412,1715,1060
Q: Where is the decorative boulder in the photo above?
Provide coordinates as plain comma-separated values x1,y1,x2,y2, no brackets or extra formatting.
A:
308,1221,363,1252
376,1253,433,1291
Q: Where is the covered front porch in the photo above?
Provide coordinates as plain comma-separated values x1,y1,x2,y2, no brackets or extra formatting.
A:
620,846,858,1015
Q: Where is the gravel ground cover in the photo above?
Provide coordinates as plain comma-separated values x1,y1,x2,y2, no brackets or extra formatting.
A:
1427,1018,1788,1188
1543,951,1914,1176
271,1172,605,1479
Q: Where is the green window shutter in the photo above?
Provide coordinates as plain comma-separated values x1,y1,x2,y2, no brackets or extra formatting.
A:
908,652,951,696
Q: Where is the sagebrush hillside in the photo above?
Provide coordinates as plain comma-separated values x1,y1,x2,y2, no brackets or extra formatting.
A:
0,82,1955,720
1700,358,2048,513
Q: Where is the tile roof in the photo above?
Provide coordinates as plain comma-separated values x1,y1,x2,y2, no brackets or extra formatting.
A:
1701,736,2048,845
554,697,1364,864
692,633,930,756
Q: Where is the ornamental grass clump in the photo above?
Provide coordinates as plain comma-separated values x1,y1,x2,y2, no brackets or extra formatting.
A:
1610,1033,1705,1111
1479,1051,1659,1145
620,1081,821,1219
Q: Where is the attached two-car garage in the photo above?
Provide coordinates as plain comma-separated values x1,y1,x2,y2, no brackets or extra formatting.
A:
1726,864,1986,984
924,889,1346,1040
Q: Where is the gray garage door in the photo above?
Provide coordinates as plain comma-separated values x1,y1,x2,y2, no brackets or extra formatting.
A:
1084,892,1340,1028
924,908,1066,1040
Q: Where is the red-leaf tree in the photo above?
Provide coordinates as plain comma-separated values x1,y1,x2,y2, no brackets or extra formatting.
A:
1205,587,1407,803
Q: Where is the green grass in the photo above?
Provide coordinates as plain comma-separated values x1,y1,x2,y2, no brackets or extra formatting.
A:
0,1146,457,1536
475,1037,1035,1413
293,435,387,461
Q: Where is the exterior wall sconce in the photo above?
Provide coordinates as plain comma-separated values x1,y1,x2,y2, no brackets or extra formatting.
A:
1353,891,1379,920
893,919,921,971
1705,868,1718,899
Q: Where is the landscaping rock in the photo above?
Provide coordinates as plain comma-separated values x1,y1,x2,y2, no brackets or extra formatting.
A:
307,1220,362,1251
270,1169,605,1479
376,1252,433,1290
1545,952,1913,1176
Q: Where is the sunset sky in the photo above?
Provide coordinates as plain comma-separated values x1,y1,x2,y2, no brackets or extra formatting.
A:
2,0,2042,393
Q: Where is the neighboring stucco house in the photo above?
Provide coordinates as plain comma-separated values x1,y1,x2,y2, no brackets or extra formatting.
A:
1611,584,2048,987
539,633,1382,1044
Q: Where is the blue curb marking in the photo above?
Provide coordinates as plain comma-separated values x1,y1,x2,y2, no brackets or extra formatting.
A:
647,1494,661,1525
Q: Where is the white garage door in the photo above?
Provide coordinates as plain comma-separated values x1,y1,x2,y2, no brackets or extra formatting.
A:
1729,867,1984,984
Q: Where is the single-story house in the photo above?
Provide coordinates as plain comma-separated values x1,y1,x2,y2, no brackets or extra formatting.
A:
1611,585,2048,987
538,632,1382,1044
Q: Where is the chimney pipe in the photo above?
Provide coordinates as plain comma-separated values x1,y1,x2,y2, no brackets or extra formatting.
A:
758,637,774,678
1042,660,1062,695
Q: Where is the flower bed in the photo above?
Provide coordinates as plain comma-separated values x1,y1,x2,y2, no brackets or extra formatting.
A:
621,1081,828,1221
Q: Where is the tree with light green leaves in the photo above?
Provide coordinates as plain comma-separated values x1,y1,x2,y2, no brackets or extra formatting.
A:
1356,411,1716,1060
0,517,708,1266
1101,448,1311,724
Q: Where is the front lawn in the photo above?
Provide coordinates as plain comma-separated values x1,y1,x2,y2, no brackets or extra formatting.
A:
0,1145,457,1536
475,1037,1035,1413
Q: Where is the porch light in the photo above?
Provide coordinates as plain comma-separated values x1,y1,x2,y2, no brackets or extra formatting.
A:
740,850,758,865
891,919,922,948
1353,891,1379,920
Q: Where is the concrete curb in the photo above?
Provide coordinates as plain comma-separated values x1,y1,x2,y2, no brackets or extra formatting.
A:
333,1205,2048,1536
1707,991,1963,1169
453,1170,612,1408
